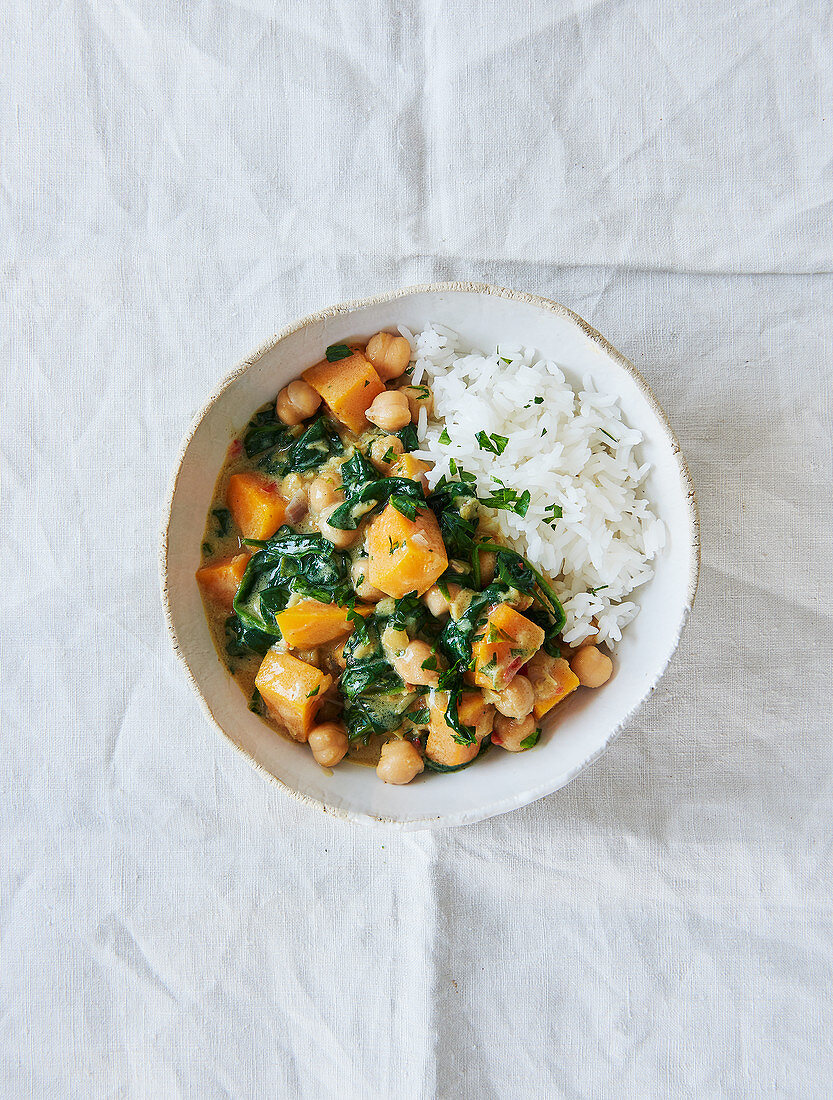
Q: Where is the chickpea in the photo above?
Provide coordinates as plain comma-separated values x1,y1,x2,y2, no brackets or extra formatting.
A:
370,434,404,472
570,645,613,688
286,379,322,419
487,674,535,719
392,640,440,686
366,389,411,432
319,503,358,548
401,384,434,421
276,387,305,426
308,477,342,513
366,331,412,381
351,559,384,601
377,738,424,785
423,584,450,617
308,722,349,767
492,713,536,752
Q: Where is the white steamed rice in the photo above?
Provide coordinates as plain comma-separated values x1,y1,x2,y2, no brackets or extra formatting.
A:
399,323,666,647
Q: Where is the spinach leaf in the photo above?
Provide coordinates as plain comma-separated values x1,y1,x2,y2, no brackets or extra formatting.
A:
284,416,343,473
444,687,476,745
232,528,352,641
224,614,274,657
243,406,292,458
212,508,232,537
339,448,377,496
475,542,566,632
396,424,419,452
426,478,479,564
326,476,427,531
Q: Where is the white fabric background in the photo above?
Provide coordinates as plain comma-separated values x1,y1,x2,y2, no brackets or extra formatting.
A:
3,1,832,1097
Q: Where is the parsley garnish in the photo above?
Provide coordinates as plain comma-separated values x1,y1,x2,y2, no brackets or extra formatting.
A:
600,428,617,443
306,685,320,698
438,428,451,445
520,728,541,750
500,356,512,365
475,431,509,456
421,655,438,671
589,584,609,595
325,343,352,362
533,396,543,404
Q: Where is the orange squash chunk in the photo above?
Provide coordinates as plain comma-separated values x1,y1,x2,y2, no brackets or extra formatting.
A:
226,472,286,541
254,651,332,742
302,350,385,433
390,453,430,485
274,600,372,648
366,502,448,598
472,603,545,690
526,651,580,719
195,553,250,609
426,693,494,768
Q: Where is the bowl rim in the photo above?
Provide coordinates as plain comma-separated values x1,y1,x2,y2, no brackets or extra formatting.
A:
159,281,700,829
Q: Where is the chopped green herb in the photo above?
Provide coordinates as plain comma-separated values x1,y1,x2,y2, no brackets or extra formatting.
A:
589,584,609,595
409,707,430,725
541,428,547,436
249,688,263,715
438,428,451,445
475,431,510,456
306,685,320,698
325,343,352,362
382,447,396,464
500,356,512,365
520,728,541,750
421,655,438,671
533,396,543,404
212,508,232,537
449,457,457,476
459,469,476,483
202,542,213,555
545,504,563,520
600,428,618,443
515,490,531,517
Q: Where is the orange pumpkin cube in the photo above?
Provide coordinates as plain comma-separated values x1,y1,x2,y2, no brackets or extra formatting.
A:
274,600,372,648
390,453,430,488
525,651,580,719
254,651,332,741
472,603,545,690
426,692,494,768
302,351,385,433
195,553,250,609
226,472,286,541
366,502,448,598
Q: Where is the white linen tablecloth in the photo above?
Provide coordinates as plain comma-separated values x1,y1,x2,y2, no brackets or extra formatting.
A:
3,2,832,1097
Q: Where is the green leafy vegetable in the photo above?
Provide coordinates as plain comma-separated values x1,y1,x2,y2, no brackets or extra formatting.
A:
520,728,541,750
395,424,419,452
212,508,232,537
325,343,352,362
475,431,509,456
327,476,427,531
438,428,451,445
232,528,352,640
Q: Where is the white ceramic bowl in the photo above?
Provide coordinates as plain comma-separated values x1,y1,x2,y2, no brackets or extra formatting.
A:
161,283,699,828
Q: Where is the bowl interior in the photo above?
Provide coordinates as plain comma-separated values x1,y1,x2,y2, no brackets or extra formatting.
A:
162,285,697,827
